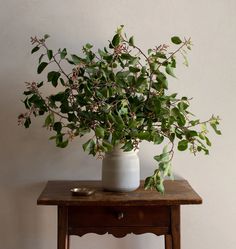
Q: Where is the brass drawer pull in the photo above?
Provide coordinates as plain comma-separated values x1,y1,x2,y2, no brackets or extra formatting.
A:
117,212,124,220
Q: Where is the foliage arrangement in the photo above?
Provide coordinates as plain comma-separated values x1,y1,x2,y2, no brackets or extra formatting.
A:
18,26,221,193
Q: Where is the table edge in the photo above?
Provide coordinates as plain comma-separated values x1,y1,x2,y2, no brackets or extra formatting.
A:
37,179,203,206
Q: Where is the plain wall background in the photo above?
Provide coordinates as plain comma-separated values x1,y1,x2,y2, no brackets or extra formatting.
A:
0,0,235,248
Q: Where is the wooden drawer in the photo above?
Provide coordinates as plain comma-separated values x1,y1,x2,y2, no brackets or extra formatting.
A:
68,206,170,228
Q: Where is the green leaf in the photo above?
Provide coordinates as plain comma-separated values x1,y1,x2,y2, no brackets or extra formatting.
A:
114,114,125,128
127,119,137,129
205,136,212,146
210,123,221,135
171,36,182,45
154,152,169,162
37,81,43,88
171,107,186,126
128,36,134,46
47,50,53,60
186,130,198,138
138,131,151,140
53,122,62,133
118,107,128,115
103,54,113,63
141,66,147,74
152,96,161,115
23,97,30,109
156,73,168,89
173,109,186,127
163,162,172,177
171,58,176,68
95,126,105,138
59,78,65,86
116,25,124,35
137,76,147,87
31,46,40,54
163,144,169,154
44,113,54,127
129,66,140,73
121,141,134,151
150,63,158,72
60,48,67,59
112,34,120,47
68,113,78,122
144,176,153,190
71,54,81,64
55,134,69,148
82,139,95,154
178,140,188,151
156,180,165,194
57,140,69,148
102,140,113,152
55,133,63,145
37,62,48,74
85,43,93,49
148,48,153,55
130,57,139,66
152,133,164,144
182,54,189,67
44,34,50,39
98,49,107,57
174,129,183,139
23,90,32,95
156,52,167,59
120,53,133,60
38,54,44,64
66,58,75,65
108,113,116,123
50,91,66,102
190,119,200,126
49,136,56,140
166,64,176,78
178,101,189,112
24,117,31,128
47,71,61,87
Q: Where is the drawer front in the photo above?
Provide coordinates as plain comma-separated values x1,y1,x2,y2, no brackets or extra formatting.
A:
68,206,170,227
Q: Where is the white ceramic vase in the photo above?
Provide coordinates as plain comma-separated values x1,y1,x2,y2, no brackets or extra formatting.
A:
102,144,140,192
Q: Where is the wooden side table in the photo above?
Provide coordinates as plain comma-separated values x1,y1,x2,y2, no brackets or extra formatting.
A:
37,180,202,249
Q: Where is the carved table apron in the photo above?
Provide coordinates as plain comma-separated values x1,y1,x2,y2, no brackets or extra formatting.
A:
37,180,202,249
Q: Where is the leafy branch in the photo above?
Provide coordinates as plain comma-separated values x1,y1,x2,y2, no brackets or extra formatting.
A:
19,27,221,192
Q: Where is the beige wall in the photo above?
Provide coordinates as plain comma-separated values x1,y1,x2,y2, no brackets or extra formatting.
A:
0,0,236,248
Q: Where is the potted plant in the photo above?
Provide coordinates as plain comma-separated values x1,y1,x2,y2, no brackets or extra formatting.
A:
18,26,221,193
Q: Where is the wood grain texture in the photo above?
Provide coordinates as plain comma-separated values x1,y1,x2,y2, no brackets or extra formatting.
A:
37,180,202,206
68,206,170,227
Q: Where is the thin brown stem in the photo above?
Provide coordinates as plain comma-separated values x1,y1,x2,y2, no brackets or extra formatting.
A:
158,38,191,69
43,43,71,81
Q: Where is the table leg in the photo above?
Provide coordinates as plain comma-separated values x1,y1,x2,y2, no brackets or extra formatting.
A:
171,206,180,249
58,206,70,249
165,206,180,249
165,234,172,249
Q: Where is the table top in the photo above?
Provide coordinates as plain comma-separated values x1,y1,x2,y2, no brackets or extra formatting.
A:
37,180,202,206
